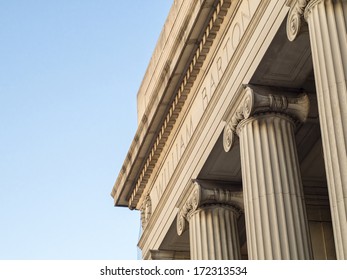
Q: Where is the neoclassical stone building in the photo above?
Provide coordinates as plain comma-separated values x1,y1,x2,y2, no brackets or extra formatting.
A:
112,0,347,260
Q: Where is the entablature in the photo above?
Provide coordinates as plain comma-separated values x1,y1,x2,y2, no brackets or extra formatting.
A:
111,0,233,208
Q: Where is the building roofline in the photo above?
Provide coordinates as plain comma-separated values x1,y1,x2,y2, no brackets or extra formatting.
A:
111,0,231,208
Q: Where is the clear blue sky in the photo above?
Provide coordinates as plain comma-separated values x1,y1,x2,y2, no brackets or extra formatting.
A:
0,0,172,259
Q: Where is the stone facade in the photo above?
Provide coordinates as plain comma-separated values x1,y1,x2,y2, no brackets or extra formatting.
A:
112,0,346,260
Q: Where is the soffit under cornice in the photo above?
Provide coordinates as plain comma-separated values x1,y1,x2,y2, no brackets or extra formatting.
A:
111,0,233,208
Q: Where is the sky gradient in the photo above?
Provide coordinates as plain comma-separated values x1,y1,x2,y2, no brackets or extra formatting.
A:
0,0,172,259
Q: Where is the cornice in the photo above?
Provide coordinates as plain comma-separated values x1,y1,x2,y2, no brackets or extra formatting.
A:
111,0,216,206
128,0,233,209
112,0,233,209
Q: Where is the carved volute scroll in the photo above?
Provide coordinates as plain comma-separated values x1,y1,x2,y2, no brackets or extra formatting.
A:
223,85,310,152
286,0,310,41
140,195,152,230
176,181,243,235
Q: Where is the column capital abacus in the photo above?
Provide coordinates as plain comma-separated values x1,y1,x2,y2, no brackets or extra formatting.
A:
176,180,243,236
223,85,310,152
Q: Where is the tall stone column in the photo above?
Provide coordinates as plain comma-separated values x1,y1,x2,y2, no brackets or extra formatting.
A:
177,181,243,260
223,86,312,259
287,0,347,259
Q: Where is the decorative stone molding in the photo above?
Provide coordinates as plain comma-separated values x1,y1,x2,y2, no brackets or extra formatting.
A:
127,0,232,209
177,181,242,235
140,195,152,229
223,85,310,152
128,0,231,209
286,0,310,41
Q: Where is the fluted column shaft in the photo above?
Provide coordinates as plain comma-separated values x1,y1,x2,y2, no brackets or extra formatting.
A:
189,206,241,260
304,0,347,259
177,181,243,260
237,114,312,259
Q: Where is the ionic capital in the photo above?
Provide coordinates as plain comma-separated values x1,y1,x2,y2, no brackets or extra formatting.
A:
223,85,309,152
286,0,310,41
177,180,242,236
